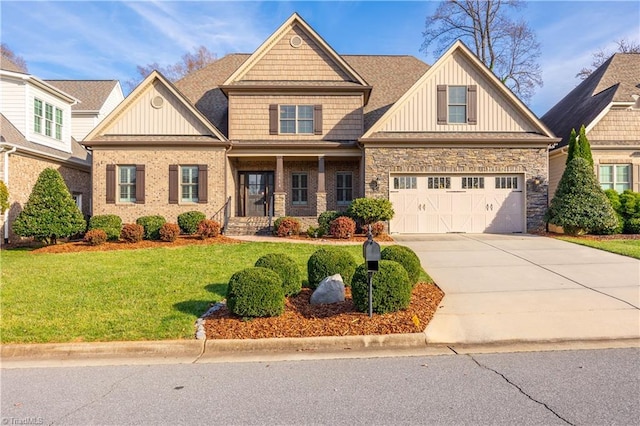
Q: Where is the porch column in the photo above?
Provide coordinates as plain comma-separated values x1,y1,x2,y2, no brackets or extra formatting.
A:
274,155,286,217
316,156,327,215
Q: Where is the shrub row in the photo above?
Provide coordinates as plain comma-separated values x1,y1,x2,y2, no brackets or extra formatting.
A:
605,189,640,234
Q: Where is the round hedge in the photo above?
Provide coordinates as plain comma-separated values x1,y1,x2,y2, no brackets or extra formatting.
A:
351,260,412,314
226,267,284,318
255,253,302,296
380,245,422,287
88,214,122,241
307,247,357,289
136,215,166,240
177,211,206,235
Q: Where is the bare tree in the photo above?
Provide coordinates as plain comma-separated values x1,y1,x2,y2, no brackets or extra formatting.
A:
576,38,640,80
125,45,217,92
1,43,28,72
421,0,542,103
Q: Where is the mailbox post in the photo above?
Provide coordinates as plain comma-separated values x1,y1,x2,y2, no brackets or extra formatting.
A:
362,225,381,317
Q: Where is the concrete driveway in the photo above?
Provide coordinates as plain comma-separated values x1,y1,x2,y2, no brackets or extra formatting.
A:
394,234,640,345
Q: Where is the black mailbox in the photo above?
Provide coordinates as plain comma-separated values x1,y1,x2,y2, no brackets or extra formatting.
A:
363,237,381,272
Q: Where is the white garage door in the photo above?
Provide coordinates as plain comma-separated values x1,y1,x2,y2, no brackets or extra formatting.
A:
389,174,524,234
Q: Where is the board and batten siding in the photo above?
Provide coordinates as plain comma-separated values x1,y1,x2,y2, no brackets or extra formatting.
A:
228,93,363,141
380,51,538,133
0,77,27,135
242,26,351,82
105,82,211,136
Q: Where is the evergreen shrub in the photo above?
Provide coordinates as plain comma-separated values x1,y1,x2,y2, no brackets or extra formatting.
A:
351,260,412,314
255,253,302,296
307,247,357,289
226,267,284,318
136,215,166,240
381,245,422,287
177,211,206,235
88,214,122,241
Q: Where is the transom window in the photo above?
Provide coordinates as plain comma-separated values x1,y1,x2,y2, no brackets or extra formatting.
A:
448,86,467,124
292,172,308,205
336,172,353,205
280,105,314,134
181,166,199,203
34,99,43,134
393,176,417,190
495,176,518,189
600,165,630,192
119,166,136,203
428,176,451,189
462,177,485,189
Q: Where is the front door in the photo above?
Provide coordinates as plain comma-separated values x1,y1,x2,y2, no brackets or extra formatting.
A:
240,172,274,217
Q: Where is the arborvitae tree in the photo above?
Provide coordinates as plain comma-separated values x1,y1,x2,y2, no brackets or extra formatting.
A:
577,125,594,167
565,128,578,165
546,157,618,235
12,168,86,244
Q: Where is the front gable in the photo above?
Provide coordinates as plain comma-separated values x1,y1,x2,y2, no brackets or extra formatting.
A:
85,71,226,141
363,41,554,139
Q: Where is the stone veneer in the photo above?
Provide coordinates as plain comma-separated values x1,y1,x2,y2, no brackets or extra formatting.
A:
92,147,227,224
364,146,549,232
2,152,90,243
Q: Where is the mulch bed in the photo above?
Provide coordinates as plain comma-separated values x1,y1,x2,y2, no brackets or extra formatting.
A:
204,283,444,339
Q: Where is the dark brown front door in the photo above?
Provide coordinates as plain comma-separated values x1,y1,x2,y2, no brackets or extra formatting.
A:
239,172,274,217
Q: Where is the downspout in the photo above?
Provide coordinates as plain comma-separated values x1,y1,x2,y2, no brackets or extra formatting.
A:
3,145,17,244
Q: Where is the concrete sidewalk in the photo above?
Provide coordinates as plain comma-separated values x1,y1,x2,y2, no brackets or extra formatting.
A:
395,234,640,345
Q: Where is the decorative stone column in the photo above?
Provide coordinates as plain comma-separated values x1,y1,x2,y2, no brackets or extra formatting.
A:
274,155,286,216
316,156,327,215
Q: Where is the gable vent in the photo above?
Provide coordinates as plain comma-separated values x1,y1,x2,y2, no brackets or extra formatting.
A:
151,96,164,109
290,35,303,48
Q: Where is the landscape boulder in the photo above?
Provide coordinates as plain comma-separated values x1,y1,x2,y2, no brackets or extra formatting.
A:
310,274,345,305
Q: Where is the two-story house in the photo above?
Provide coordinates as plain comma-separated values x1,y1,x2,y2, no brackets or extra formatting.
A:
84,13,557,235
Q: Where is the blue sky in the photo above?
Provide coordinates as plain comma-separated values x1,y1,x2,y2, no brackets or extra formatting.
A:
1,1,639,116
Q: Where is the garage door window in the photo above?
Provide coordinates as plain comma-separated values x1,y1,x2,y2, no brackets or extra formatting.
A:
393,176,417,190
495,176,518,189
462,177,484,189
428,176,451,189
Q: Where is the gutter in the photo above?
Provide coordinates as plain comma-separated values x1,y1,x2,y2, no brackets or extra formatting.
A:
2,145,17,244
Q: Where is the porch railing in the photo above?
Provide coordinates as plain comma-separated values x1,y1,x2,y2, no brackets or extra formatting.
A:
212,196,232,234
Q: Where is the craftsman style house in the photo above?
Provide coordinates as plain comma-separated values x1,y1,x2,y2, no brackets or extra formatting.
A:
542,53,640,197
0,56,123,243
84,13,557,234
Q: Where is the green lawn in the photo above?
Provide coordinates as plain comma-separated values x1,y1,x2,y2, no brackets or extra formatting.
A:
1,241,429,344
557,237,640,259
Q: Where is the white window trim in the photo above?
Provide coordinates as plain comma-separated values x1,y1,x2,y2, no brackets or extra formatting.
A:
280,105,314,135
180,165,199,203
599,164,630,192
118,165,136,203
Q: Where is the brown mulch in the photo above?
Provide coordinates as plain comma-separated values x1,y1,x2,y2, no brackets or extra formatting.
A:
204,283,444,339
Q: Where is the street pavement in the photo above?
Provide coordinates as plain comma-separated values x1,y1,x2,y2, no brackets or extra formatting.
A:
394,234,640,344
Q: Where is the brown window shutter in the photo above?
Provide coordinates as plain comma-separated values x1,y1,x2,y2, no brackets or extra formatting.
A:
467,85,478,125
314,104,323,135
106,164,116,204
198,164,208,204
269,104,278,135
437,85,447,125
169,165,178,204
135,165,145,204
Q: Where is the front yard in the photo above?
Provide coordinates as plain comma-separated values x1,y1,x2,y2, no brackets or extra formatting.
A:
557,236,640,259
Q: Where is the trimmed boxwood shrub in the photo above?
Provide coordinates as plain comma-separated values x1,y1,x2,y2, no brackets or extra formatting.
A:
136,215,166,240
197,219,221,239
307,247,357,289
626,218,640,234
330,216,356,239
273,216,301,236
226,267,285,318
159,223,181,242
120,223,144,243
177,211,206,235
83,229,107,246
306,226,325,238
351,260,412,314
88,214,122,241
255,253,302,296
381,245,422,287
318,210,341,234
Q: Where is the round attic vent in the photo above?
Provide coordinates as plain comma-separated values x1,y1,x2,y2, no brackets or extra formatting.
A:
151,96,164,109
290,35,303,48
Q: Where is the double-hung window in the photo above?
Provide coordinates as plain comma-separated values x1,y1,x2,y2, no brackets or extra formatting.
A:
336,172,353,205
600,164,630,192
34,99,43,134
119,166,136,203
280,105,314,134
448,86,467,124
292,172,308,205
45,104,53,137
55,108,63,140
181,166,199,203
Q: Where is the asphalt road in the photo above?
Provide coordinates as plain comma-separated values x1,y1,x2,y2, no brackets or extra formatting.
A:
1,348,638,425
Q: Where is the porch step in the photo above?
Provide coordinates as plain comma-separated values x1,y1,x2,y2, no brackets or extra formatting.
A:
224,217,273,236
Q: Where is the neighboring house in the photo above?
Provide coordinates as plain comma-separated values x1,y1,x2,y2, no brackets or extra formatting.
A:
45,80,124,141
84,13,557,234
0,57,92,243
542,53,640,197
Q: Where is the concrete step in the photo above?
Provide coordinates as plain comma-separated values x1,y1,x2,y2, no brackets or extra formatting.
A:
225,217,273,236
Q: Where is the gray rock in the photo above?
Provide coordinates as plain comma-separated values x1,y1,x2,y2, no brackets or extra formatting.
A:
310,274,345,305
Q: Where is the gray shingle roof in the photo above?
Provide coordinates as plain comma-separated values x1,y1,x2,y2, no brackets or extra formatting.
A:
174,53,430,137
0,113,90,167
0,56,26,74
542,53,640,148
45,80,120,111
